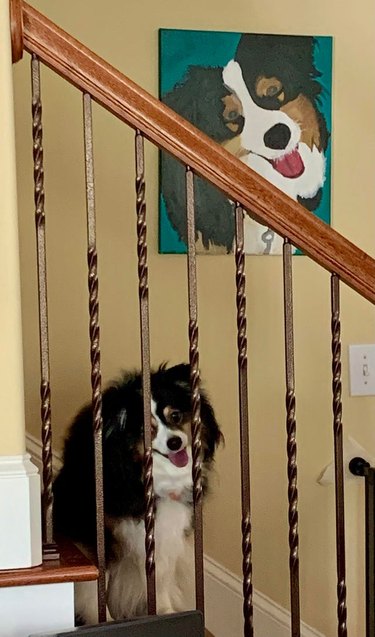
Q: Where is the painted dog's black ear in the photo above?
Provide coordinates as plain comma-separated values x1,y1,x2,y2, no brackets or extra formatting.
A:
315,108,330,152
161,151,235,251
161,65,239,252
163,65,243,143
235,34,323,105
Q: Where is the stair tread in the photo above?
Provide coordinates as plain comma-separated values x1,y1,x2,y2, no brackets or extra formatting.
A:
0,538,98,588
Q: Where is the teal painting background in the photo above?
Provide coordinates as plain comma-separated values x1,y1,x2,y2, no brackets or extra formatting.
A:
159,29,333,254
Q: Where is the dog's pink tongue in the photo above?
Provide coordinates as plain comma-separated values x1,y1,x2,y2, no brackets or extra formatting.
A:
271,148,305,179
168,448,189,468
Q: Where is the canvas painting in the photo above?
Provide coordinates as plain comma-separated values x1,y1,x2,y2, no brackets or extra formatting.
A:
159,30,332,255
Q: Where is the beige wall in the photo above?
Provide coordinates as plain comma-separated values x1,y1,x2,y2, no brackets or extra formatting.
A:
0,0,26,456
12,0,375,634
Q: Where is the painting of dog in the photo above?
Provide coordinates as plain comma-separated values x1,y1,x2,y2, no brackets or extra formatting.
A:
159,30,332,255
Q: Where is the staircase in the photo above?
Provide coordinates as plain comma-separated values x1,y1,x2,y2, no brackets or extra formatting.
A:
1,0,375,636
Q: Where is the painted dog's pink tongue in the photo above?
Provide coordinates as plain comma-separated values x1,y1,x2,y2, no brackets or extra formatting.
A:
168,448,189,468
271,148,305,179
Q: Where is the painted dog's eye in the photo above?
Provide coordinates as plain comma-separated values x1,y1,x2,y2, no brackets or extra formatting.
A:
266,84,281,97
170,410,183,425
222,93,243,123
226,110,239,121
256,76,284,102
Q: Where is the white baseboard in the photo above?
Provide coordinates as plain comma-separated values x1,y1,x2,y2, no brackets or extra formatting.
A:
26,432,325,637
0,453,42,569
204,555,325,637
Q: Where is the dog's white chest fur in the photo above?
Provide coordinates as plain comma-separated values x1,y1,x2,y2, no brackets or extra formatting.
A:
75,423,196,624
75,498,195,624
108,498,194,619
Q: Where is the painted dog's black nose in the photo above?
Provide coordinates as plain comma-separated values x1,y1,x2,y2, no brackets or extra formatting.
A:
167,436,183,451
264,123,291,150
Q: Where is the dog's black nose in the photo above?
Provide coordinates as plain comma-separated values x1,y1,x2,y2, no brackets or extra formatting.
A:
263,123,291,150
167,436,183,451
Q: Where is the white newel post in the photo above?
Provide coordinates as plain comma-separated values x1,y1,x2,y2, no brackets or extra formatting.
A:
0,0,42,570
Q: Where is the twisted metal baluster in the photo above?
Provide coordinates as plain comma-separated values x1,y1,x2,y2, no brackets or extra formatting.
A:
234,204,253,637
83,93,106,623
186,167,204,616
283,239,300,637
330,274,348,637
31,55,59,561
135,130,156,615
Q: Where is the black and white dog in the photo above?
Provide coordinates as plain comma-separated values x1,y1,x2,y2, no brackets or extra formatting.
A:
161,34,329,254
53,363,222,625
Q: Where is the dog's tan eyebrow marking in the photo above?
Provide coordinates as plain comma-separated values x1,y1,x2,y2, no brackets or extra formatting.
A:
281,94,322,150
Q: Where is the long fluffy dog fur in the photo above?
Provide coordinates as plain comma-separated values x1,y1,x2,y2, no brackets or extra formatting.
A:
53,363,222,624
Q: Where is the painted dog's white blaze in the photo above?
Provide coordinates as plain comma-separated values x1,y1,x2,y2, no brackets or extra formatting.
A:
222,60,326,254
223,60,301,160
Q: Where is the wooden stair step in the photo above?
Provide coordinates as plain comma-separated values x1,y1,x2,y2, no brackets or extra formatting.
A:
0,538,98,588
0,538,214,636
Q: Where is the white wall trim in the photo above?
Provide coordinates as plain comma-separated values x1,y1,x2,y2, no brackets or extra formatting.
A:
0,453,42,569
0,582,74,637
26,432,325,637
26,431,62,476
204,555,326,637
318,435,375,485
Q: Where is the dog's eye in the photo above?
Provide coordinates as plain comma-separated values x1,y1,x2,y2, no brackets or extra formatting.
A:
170,410,183,425
226,110,240,121
266,84,281,97
222,94,243,124
256,77,284,102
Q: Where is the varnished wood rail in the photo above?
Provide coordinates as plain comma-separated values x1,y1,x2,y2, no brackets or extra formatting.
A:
9,0,375,304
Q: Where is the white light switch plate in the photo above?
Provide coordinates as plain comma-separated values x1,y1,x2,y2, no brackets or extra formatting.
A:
349,344,375,396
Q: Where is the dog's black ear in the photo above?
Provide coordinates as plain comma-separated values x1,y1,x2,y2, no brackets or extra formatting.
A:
163,65,241,143
161,64,237,253
164,363,191,386
161,153,235,251
104,407,127,441
200,393,224,461
235,34,322,104
315,108,330,152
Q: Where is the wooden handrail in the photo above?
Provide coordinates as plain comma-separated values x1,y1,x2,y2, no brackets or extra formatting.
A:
10,0,375,304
